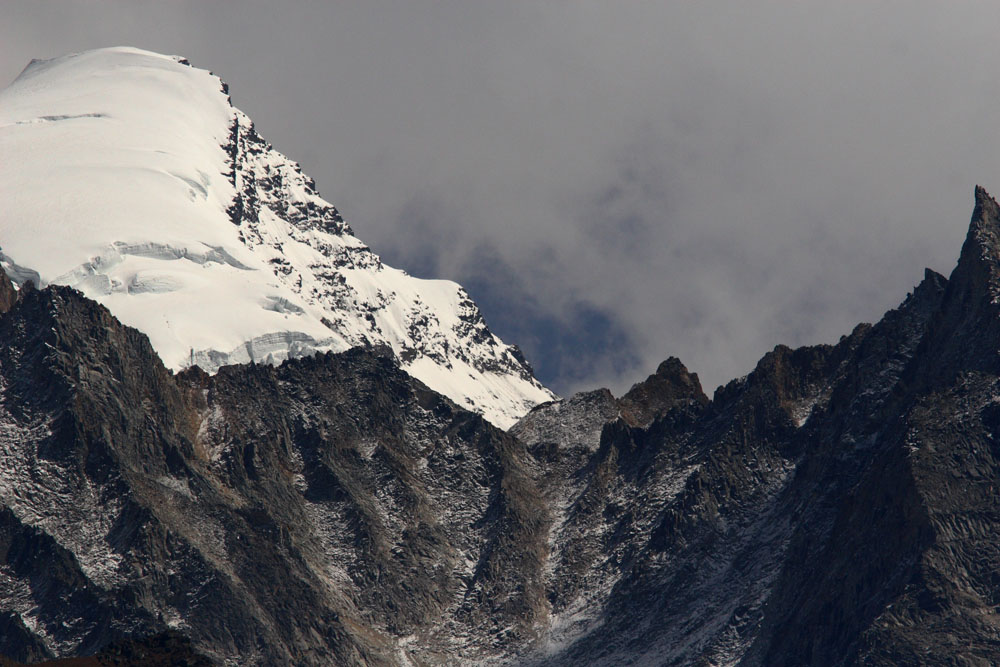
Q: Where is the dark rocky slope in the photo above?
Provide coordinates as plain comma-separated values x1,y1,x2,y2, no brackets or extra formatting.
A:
515,187,1000,665
4,188,1000,665
0,271,546,664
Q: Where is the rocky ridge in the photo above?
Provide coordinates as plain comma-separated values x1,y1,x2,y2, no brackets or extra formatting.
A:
0,267,549,665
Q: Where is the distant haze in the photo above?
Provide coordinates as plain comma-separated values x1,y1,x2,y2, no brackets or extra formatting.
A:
4,2,1000,396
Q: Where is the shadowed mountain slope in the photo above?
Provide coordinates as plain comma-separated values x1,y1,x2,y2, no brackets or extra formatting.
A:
3,168,1000,662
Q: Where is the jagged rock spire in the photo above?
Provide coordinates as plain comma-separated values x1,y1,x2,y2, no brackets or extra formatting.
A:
618,356,709,427
955,185,1000,293
907,185,1000,383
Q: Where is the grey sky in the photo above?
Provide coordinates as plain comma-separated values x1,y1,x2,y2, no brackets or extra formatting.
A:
4,2,1000,396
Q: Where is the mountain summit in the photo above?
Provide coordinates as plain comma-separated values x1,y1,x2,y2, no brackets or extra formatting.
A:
0,47,553,428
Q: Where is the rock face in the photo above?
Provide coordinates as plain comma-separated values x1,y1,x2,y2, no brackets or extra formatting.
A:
0,280,550,665
5,57,1000,663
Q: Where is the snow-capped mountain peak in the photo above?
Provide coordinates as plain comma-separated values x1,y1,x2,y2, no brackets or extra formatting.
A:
0,47,554,427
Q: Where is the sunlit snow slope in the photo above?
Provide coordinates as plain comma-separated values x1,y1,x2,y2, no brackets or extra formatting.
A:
0,47,554,428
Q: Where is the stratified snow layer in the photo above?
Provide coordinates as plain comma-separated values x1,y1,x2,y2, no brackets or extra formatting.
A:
0,47,554,428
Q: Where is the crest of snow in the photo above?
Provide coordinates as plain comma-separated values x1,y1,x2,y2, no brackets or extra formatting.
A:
0,47,554,428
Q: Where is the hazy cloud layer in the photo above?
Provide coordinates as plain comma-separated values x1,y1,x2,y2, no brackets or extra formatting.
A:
4,2,1000,396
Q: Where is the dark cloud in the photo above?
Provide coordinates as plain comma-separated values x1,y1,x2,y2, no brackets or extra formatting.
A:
453,245,641,397
3,2,1000,395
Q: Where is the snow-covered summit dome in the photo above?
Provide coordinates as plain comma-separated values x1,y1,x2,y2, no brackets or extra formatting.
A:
0,47,554,428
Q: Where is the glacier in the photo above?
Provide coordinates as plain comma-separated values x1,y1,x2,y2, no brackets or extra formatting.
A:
0,47,554,428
